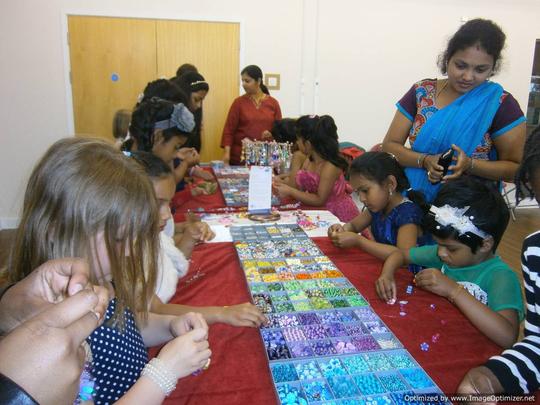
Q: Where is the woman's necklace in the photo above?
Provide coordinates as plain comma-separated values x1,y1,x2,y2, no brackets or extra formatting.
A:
436,79,449,99
249,92,266,109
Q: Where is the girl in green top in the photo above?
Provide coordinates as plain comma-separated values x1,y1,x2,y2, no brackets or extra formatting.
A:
377,177,523,348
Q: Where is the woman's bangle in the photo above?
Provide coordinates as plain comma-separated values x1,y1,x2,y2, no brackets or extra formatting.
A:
141,358,177,396
467,158,475,173
417,154,427,169
448,284,465,304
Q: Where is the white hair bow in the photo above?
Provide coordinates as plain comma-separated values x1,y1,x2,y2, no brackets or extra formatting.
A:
430,204,489,239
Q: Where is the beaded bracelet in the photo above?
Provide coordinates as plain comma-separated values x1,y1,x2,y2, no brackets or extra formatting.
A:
141,358,177,396
448,284,465,304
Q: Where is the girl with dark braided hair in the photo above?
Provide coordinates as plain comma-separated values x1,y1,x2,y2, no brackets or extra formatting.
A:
122,98,199,184
273,115,359,221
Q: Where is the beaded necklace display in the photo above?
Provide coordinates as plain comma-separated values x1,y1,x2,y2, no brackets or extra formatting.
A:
241,140,292,174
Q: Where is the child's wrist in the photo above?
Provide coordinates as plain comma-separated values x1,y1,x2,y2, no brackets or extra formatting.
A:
189,165,200,176
447,283,465,303
380,268,395,278
141,357,178,396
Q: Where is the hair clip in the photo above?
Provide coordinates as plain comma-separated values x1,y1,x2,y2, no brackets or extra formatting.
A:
190,80,207,87
154,103,195,132
429,204,489,239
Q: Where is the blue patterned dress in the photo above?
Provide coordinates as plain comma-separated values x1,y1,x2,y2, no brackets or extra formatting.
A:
87,299,148,404
370,199,428,273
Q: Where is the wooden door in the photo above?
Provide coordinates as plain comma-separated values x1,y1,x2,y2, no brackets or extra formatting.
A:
156,20,240,161
68,16,157,140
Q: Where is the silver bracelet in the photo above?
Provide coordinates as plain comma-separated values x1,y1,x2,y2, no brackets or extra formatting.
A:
141,358,177,396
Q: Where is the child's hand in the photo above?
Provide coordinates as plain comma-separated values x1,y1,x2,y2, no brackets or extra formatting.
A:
157,328,211,379
177,148,200,167
219,303,268,327
330,231,360,249
414,268,457,298
193,168,215,181
327,223,345,237
272,175,285,185
185,221,215,242
376,274,396,303
191,187,208,196
261,130,273,141
170,312,208,337
273,182,293,198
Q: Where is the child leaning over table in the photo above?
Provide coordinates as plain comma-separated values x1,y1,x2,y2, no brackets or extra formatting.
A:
458,126,540,397
377,177,523,348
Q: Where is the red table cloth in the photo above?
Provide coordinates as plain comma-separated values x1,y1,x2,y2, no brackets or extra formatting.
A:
157,238,504,405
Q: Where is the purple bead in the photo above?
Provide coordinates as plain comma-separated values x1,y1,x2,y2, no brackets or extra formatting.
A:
310,339,336,356
351,335,380,351
282,327,306,342
345,323,368,336
303,324,328,340
298,312,320,325
288,341,314,358
324,322,348,337
333,338,358,354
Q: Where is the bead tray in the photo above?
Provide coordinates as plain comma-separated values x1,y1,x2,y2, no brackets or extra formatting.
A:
231,225,448,404
214,166,281,207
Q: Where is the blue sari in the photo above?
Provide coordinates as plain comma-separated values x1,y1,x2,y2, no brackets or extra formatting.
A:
404,81,503,202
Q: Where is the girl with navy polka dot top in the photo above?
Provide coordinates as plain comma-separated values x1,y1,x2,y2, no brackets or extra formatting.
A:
8,138,212,404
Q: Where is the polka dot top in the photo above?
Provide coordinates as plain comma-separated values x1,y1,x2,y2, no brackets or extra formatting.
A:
87,298,148,404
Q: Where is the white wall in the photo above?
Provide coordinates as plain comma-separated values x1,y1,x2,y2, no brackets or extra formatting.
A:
316,0,540,147
1,0,539,226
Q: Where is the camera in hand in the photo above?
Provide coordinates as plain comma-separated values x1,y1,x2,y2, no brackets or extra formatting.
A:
434,148,454,183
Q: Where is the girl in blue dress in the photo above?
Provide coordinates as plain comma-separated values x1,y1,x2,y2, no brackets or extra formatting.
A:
328,151,428,261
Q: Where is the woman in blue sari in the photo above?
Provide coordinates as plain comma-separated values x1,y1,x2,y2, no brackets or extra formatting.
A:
382,19,526,203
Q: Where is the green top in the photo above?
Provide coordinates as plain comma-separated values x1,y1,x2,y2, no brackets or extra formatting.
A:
410,245,524,320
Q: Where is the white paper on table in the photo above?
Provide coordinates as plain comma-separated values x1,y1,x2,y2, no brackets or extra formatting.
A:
248,166,272,214
204,210,340,243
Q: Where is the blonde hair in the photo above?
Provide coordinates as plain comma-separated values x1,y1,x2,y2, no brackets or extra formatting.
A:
9,138,159,327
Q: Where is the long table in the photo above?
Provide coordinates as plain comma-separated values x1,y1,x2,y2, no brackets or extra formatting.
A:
165,175,509,404
160,237,503,404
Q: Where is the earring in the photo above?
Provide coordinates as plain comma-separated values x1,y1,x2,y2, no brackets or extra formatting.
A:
389,189,393,196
